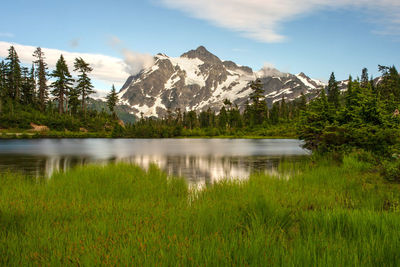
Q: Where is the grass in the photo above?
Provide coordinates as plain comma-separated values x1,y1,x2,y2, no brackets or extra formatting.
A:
1,155,400,266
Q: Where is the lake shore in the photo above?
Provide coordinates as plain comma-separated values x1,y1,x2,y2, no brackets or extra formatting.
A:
1,154,399,266
0,130,298,139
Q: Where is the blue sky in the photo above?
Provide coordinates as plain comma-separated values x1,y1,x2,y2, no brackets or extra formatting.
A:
0,0,399,92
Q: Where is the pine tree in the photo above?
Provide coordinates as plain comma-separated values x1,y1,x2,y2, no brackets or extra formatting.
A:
106,84,119,116
5,46,22,101
360,68,369,88
345,75,356,109
229,105,242,128
223,98,232,109
208,108,216,128
68,86,81,115
269,102,280,125
199,110,209,128
51,55,73,114
298,89,330,151
249,79,266,125
73,57,94,117
218,106,228,129
29,65,36,105
327,72,340,109
188,111,198,129
299,92,307,111
20,67,35,105
378,65,400,111
33,47,48,111
0,60,6,113
280,95,288,120
243,100,251,126
175,108,183,126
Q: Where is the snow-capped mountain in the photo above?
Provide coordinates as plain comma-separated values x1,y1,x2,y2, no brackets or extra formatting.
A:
118,46,326,118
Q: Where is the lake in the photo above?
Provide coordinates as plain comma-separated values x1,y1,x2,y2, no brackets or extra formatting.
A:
0,138,309,184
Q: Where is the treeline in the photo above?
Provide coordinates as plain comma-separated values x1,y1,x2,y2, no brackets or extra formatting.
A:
121,80,307,138
299,66,400,180
0,46,119,132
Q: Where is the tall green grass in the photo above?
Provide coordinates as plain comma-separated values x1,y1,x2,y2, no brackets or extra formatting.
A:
1,155,400,266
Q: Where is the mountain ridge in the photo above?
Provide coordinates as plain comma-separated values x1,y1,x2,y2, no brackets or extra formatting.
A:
117,46,326,118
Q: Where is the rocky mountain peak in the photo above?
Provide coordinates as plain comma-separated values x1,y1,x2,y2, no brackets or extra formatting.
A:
298,72,307,78
181,46,222,65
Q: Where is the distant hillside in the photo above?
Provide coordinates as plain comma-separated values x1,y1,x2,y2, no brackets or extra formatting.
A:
87,98,135,124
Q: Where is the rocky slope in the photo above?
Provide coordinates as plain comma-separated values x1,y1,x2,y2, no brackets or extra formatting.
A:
118,46,326,118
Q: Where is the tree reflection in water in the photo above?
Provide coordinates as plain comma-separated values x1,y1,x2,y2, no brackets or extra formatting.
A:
0,154,307,184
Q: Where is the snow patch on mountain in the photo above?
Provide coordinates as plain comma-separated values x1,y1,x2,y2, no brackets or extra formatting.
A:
165,75,181,90
158,54,206,87
296,73,317,89
132,96,167,117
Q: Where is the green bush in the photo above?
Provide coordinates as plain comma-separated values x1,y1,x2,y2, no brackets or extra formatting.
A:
381,160,400,182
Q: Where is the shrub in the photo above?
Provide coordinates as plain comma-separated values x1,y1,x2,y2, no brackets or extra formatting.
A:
381,160,400,182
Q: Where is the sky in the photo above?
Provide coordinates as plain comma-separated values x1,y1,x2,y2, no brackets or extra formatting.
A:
0,0,399,93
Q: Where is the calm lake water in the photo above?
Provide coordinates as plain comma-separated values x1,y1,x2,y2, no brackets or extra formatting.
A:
0,138,309,184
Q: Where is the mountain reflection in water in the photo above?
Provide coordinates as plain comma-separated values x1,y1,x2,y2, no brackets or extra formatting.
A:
0,139,309,184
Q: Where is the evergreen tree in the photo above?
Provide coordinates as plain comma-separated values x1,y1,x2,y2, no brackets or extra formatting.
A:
298,89,330,151
175,108,183,126
68,86,81,115
370,76,377,94
5,46,22,101
269,102,280,125
199,110,209,128
208,108,216,128
345,75,355,109
229,105,242,128
106,84,119,116
298,92,307,112
360,68,369,88
20,67,35,105
327,72,340,109
223,98,233,128
218,106,228,129
377,65,400,111
33,47,48,111
243,100,252,127
280,95,288,120
182,111,196,130
249,79,266,125
51,55,73,114
223,98,232,109
0,61,6,113
186,111,198,129
29,65,36,104
74,57,94,117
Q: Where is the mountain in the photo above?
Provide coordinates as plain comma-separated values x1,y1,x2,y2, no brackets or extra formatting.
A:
117,46,326,118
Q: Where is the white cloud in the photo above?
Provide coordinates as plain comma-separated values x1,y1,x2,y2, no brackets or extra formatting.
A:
158,0,400,42
258,62,287,77
108,36,155,76
0,41,141,87
121,49,155,75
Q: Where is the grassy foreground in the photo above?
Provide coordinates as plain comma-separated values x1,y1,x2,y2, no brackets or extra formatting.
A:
1,156,400,266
